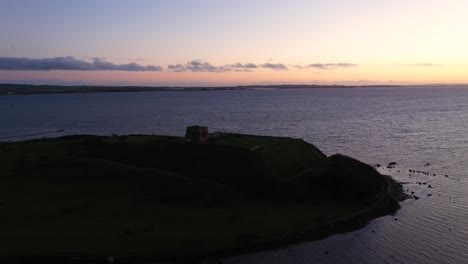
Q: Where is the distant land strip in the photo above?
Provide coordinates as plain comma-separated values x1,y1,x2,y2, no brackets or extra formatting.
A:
2,83,468,96
0,83,407,95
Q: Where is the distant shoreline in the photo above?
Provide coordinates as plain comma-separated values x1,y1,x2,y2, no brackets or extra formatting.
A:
0,83,405,96
2,83,468,96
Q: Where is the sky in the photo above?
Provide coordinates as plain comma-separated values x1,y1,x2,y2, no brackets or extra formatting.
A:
1,0,468,86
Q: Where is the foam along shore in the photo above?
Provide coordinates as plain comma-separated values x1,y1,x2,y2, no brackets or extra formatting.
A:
0,131,405,263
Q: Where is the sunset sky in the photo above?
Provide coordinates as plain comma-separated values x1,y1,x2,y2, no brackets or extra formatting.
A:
1,0,468,86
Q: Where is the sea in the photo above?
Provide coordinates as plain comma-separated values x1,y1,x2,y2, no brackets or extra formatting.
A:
1,87,467,264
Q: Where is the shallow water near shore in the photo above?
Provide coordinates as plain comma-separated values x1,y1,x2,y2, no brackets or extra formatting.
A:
1,87,468,263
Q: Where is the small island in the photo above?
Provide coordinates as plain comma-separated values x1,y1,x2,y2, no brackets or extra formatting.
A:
0,127,405,263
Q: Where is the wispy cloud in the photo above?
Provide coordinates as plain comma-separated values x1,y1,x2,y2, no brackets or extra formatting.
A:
167,61,357,72
0,57,362,73
167,64,187,72
261,63,288,71
168,60,227,72
228,63,258,70
0,57,163,71
398,63,444,67
168,60,259,72
295,63,359,70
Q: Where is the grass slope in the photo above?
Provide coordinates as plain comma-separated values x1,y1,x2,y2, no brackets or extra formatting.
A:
0,134,400,261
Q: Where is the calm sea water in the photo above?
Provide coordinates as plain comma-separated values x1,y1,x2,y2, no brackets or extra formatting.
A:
1,87,468,263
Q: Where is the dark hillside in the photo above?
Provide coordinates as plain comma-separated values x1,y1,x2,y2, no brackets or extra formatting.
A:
0,133,403,261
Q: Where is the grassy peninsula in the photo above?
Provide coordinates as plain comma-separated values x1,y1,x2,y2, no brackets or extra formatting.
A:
0,133,404,263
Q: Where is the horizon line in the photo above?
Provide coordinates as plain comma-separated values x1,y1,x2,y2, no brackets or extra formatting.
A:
3,83,468,88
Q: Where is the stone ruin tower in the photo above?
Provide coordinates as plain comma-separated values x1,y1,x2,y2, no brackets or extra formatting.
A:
185,125,209,143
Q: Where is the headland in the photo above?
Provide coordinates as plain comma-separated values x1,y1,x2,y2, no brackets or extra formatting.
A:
0,129,405,263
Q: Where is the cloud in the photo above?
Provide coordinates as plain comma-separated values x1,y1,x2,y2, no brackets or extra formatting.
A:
167,64,187,72
0,56,163,71
168,60,259,72
398,63,444,67
185,60,227,72
261,63,288,71
303,63,359,70
228,63,258,70
0,57,362,73
168,60,226,72
168,61,291,72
